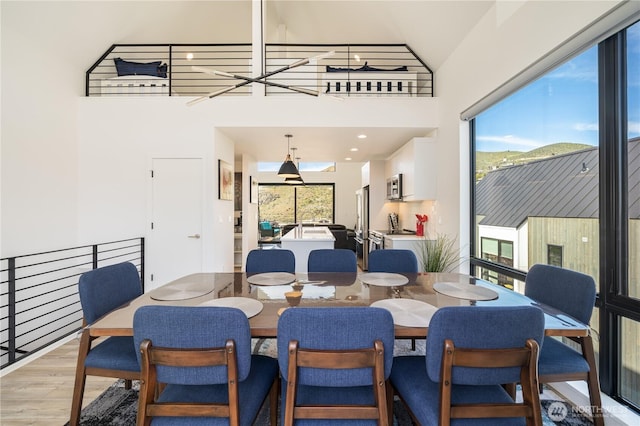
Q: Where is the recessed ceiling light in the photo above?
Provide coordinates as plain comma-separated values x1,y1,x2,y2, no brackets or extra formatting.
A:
357,134,367,139
345,157,352,161
354,54,361,62
186,53,194,60
350,148,359,152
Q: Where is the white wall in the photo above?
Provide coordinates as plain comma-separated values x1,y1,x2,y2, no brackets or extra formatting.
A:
0,0,251,256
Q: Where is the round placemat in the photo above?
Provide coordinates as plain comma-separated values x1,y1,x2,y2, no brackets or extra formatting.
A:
150,282,214,301
199,297,264,318
247,272,296,286
359,272,409,287
433,281,499,301
370,298,437,327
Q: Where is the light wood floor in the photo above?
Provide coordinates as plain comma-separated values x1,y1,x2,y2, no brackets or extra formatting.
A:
1,337,116,426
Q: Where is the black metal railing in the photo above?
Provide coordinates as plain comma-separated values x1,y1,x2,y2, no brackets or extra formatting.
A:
86,44,253,97
85,43,433,98
264,43,433,97
0,238,144,369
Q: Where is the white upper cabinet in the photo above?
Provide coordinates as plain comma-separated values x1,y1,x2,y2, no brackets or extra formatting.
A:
387,137,437,201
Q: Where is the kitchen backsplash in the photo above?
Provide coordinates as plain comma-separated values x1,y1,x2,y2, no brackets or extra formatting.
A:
386,199,436,235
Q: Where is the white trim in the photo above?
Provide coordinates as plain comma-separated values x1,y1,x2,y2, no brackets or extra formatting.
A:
551,381,640,426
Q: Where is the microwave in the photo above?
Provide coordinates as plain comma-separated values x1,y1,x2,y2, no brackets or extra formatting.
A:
386,174,403,200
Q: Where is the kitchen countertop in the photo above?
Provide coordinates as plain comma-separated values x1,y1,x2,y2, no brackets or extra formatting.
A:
281,226,335,242
384,233,423,240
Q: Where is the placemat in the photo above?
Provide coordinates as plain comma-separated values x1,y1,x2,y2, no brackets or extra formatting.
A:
150,282,215,301
247,272,296,286
433,281,499,301
199,297,264,318
360,272,409,287
370,298,437,327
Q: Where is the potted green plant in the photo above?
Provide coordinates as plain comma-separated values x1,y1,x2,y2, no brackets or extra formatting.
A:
415,233,462,272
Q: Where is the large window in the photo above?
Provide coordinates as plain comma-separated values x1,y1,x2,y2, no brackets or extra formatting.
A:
258,183,335,225
622,21,640,408
471,20,640,411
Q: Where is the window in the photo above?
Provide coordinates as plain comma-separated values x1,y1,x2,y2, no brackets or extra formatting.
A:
258,162,336,172
471,20,640,411
621,20,640,408
547,244,563,267
258,183,335,225
480,237,514,288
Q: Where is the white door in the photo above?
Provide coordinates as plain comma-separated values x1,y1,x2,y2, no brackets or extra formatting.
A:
149,158,203,289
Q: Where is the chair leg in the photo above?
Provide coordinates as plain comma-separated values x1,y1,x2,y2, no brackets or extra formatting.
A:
124,379,132,390
69,329,91,426
386,380,395,426
581,335,604,426
269,376,279,426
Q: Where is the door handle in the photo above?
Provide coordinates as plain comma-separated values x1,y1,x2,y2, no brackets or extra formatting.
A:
187,234,201,239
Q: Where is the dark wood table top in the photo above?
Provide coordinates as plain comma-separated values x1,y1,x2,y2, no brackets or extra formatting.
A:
88,272,589,339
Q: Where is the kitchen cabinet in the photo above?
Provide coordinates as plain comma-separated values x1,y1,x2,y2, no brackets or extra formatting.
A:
386,137,437,201
384,235,426,272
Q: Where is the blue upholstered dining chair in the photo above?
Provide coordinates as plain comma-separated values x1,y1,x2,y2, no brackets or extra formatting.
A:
246,248,295,274
307,248,357,272
70,262,143,426
133,305,279,426
277,307,395,425
368,249,418,273
390,305,545,426
525,264,603,426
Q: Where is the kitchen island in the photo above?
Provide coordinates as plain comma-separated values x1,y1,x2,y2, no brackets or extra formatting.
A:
281,226,336,272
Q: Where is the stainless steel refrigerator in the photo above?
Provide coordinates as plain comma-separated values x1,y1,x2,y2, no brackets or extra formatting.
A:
355,186,370,270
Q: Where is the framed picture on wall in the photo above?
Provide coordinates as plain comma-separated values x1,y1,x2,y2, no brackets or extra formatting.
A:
218,159,233,201
250,176,258,204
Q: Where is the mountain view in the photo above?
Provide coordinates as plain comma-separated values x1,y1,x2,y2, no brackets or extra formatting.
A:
475,142,594,181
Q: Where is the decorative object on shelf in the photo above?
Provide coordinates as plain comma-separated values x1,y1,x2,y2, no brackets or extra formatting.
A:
415,214,428,237
277,134,300,178
218,159,233,201
188,51,334,105
415,233,462,272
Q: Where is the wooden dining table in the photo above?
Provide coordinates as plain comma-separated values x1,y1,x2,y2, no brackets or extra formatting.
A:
87,271,590,339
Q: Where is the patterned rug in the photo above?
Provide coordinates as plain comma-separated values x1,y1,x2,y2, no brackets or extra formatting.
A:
66,339,593,425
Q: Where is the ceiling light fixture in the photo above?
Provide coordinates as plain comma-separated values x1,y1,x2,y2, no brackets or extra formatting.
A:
357,134,367,139
285,148,305,185
278,135,301,178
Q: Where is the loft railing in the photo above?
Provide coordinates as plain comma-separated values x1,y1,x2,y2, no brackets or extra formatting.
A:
85,43,433,98
0,237,145,369
264,43,433,97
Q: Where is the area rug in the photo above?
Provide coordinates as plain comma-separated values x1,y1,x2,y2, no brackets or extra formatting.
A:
67,339,593,425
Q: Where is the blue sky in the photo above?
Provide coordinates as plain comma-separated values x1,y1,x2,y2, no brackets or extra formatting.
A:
476,22,639,153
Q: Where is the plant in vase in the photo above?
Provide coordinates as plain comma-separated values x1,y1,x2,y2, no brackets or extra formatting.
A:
415,233,462,272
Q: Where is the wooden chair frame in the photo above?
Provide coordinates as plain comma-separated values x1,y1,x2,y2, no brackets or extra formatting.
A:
70,327,139,426
539,334,603,426
395,338,542,426
137,339,278,426
283,339,389,426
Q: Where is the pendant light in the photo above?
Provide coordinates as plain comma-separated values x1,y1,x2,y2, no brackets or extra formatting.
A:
285,148,305,185
277,134,301,178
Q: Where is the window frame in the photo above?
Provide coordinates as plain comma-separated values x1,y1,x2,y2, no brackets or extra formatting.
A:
469,21,640,410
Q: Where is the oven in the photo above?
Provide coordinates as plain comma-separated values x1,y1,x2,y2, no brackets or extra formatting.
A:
368,230,384,253
354,233,366,271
